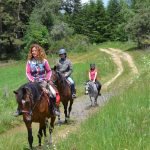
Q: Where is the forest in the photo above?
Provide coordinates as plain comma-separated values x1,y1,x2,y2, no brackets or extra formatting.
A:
0,0,150,60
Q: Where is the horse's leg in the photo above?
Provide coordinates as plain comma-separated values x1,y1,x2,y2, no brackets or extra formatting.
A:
94,95,98,106
63,103,68,123
57,107,61,125
49,116,55,145
90,96,92,106
25,122,33,150
94,98,97,106
43,120,47,137
37,123,43,146
68,99,73,118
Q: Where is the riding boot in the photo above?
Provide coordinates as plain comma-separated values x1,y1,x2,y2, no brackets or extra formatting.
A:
71,84,76,99
50,97,60,116
13,107,22,117
96,81,101,96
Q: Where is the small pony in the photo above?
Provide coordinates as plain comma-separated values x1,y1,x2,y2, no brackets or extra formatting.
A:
14,82,56,149
51,68,74,123
85,81,99,106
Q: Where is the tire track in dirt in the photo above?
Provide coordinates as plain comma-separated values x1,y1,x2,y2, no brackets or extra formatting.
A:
108,48,139,75
100,48,123,89
0,48,139,149
100,48,139,90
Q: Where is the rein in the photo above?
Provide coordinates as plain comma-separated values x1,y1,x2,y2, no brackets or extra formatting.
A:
21,91,44,115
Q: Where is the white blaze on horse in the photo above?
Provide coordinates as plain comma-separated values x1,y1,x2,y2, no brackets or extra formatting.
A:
85,81,99,106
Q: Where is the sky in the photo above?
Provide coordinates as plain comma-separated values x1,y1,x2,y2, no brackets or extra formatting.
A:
81,0,109,7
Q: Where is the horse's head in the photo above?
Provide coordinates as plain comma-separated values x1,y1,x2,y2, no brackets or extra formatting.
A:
85,81,97,95
51,67,65,86
51,67,71,100
85,82,89,95
14,84,32,119
14,83,42,121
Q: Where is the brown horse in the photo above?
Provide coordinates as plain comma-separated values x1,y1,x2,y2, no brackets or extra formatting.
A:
51,68,74,123
14,82,56,149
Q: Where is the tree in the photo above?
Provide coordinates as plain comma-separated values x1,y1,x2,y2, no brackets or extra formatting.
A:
106,0,122,40
0,0,38,59
23,0,64,54
125,2,150,48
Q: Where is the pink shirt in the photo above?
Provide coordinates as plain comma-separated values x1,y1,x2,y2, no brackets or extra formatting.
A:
89,69,97,81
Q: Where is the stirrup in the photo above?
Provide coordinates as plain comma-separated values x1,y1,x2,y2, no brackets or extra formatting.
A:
53,108,60,116
72,94,76,99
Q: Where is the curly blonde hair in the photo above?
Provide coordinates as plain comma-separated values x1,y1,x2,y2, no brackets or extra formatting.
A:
27,44,47,61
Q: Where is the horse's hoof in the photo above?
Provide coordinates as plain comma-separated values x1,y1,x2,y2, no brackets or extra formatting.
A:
56,120,62,126
49,141,52,146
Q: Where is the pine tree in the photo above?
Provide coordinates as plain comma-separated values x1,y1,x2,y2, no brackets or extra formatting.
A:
106,0,121,40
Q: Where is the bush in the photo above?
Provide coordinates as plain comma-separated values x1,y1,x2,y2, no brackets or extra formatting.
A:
48,34,90,53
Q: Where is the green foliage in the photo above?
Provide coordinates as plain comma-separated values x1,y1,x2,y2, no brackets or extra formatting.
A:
106,0,123,41
23,22,49,55
49,34,89,53
23,0,62,55
1,0,150,60
125,3,150,48
0,0,37,59
66,0,107,43
50,21,74,41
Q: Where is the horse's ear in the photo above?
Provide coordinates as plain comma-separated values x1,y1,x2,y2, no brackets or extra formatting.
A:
53,65,57,71
13,91,18,94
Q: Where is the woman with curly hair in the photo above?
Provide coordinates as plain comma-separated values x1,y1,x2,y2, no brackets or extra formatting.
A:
14,44,60,117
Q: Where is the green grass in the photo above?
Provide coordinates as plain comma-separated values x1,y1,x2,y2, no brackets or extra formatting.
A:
56,72,150,150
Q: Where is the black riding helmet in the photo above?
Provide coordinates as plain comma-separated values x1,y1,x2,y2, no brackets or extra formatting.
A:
58,48,66,55
90,63,95,69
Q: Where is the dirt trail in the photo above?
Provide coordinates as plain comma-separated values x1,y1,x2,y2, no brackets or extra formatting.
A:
100,48,123,89
100,48,139,89
108,48,139,74
0,48,139,149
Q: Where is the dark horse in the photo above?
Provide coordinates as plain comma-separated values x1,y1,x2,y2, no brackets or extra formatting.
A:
51,68,74,123
14,82,56,149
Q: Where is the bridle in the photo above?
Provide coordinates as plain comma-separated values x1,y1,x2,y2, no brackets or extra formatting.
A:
21,90,44,116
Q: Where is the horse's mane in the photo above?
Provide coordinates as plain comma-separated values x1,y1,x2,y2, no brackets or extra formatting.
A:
16,82,42,103
57,71,67,86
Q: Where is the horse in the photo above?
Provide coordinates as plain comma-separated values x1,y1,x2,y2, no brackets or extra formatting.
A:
85,81,99,106
51,68,74,123
13,82,56,149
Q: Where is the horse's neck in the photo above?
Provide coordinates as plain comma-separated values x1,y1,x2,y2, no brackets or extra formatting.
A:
58,80,71,97
89,83,96,92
